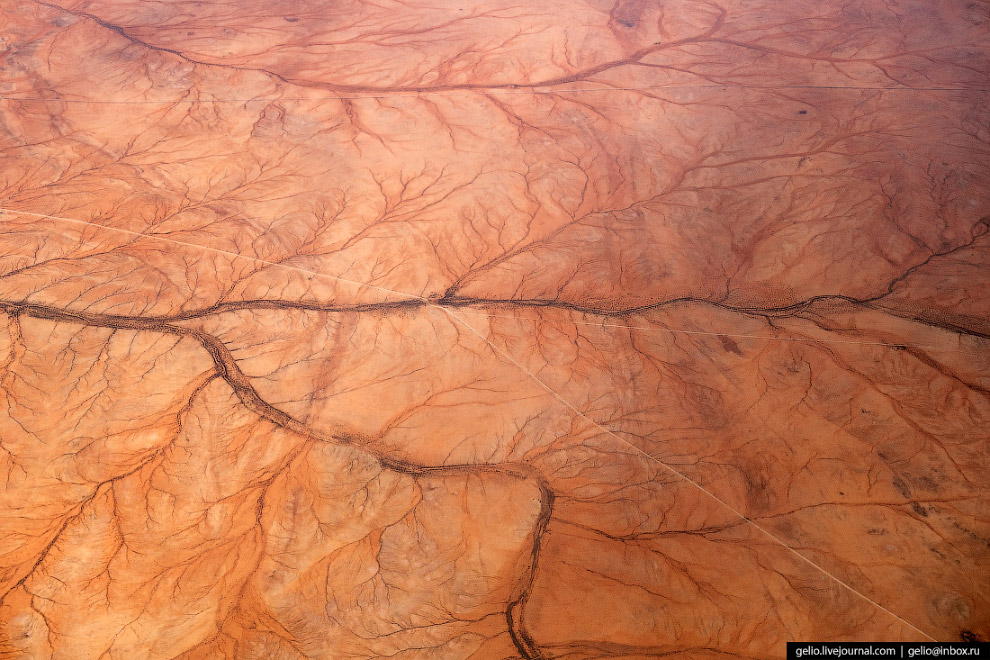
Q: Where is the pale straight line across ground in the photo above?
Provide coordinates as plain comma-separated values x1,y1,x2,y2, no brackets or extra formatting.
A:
0,205,955,639
0,82,988,105
442,303,940,642
0,207,979,355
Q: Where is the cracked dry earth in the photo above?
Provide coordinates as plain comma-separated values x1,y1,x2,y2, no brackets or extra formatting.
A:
0,0,988,658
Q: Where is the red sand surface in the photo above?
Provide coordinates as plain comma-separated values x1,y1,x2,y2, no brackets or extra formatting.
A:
0,1,988,657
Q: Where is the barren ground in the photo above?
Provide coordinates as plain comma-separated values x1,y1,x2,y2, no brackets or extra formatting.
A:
0,0,988,658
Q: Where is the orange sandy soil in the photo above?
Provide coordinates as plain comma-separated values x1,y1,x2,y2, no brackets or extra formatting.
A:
0,0,988,658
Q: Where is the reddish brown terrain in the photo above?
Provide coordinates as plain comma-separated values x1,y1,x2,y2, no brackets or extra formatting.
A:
1,0,989,658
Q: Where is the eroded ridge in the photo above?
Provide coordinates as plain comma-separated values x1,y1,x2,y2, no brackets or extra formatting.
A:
1,0,989,657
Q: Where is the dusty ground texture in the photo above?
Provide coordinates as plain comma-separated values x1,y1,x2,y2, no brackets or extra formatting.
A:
0,0,988,658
